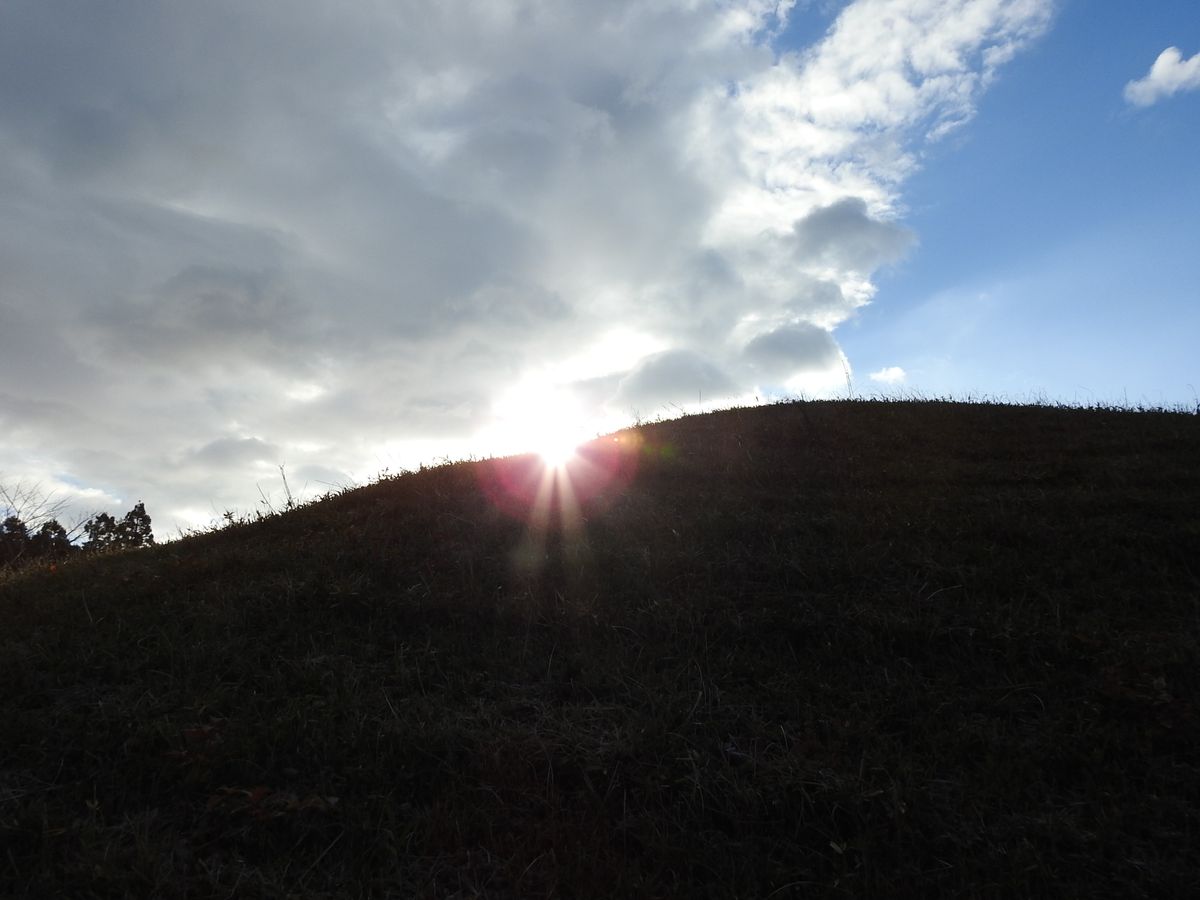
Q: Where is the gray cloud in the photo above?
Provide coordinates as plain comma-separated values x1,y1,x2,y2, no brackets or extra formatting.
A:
785,277,848,317
0,0,1051,530
442,280,572,334
616,350,737,412
792,197,916,274
743,323,842,380
190,437,282,468
88,266,315,368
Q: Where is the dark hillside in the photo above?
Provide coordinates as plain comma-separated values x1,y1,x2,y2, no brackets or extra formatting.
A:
3,400,1198,898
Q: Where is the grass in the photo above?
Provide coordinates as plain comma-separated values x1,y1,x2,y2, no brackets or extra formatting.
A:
2,399,1198,898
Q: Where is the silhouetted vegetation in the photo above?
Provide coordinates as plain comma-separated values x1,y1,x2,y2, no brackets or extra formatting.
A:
0,515,73,566
81,501,156,552
0,482,154,569
1,400,1197,898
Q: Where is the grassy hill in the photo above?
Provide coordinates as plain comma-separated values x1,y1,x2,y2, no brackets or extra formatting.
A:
2,399,1198,899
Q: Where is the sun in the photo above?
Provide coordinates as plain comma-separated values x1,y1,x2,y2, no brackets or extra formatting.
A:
487,381,595,467
534,428,581,468
477,382,643,542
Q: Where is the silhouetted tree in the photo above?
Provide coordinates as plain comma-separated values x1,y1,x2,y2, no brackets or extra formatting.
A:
1,479,76,533
1,515,74,565
2,480,154,562
1,479,89,553
30,520,73,560
83,502,154,551
83,512,119,551
121,502,155,548
1,515,30,565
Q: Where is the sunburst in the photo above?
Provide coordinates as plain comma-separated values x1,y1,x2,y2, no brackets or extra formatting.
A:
487,382,594,467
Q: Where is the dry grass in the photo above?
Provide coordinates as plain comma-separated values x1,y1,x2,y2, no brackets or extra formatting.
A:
2,399,1198,898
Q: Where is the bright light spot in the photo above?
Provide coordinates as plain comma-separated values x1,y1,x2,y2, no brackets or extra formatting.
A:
537,432,580,469
485,381,596,466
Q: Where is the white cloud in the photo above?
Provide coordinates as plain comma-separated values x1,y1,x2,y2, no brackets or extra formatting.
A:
1125,47,1200,107
869,366,908,385
0,0,1053,530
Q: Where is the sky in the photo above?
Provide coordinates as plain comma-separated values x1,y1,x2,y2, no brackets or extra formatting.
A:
1,0,1198,537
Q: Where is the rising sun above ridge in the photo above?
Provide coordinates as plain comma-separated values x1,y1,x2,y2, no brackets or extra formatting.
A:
535,430,582,469
486,381,598,468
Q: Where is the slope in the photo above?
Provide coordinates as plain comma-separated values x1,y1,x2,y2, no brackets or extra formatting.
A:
2,400,1198,898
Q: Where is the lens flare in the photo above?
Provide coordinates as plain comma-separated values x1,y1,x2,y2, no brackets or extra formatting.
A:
476,382,649,600
477,428,644,526
537,433,580,469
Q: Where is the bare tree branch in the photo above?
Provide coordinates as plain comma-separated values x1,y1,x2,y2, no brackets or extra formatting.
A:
0,478,93,541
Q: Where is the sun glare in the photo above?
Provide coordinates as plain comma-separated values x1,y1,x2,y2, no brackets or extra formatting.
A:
477,385,644,560
487,381,595,467
534,429,581,469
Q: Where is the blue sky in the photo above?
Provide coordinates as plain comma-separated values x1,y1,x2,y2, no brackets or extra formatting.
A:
835,0,1200,405
1,0,1198,533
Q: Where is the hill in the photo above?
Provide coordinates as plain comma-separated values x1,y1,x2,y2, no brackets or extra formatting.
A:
2,400,1198,898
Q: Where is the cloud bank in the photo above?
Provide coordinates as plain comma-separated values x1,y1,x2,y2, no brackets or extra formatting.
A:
0,0,1052,530
1125,47,1200,107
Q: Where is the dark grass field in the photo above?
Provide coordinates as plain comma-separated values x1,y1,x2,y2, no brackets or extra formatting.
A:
2,400,1198,898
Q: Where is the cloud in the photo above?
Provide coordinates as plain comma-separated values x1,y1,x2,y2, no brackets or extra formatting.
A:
616,350,737,411
743,323,842,380
869,366,907,385
189,437,282,468
89,265,316,368
0,0,1053,530
290,464,354,492
1124,47,1200,107
791,197,915,274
